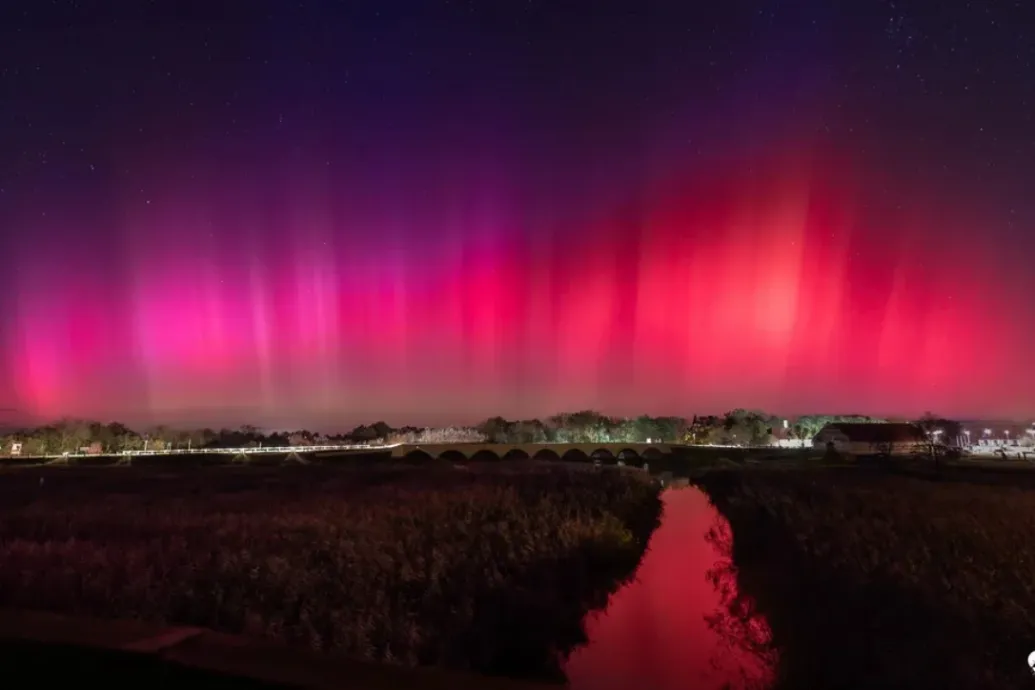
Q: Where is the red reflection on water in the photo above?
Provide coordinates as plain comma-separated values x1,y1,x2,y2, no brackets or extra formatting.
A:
564,489,775,690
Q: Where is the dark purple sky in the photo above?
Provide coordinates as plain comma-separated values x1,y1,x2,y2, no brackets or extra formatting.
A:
1,1,1033,430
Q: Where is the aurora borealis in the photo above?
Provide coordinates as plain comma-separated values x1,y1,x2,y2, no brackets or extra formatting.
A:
1,1,1033,429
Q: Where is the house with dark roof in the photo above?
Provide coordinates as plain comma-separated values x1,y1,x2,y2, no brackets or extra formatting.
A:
812,422,929,456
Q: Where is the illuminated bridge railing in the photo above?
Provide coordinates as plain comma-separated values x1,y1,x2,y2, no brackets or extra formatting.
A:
6,441,815,461
11,443,402,460
119,443,401,455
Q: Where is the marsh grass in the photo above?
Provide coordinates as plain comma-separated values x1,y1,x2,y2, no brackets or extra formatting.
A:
0,464,661,681
697,467,1035,690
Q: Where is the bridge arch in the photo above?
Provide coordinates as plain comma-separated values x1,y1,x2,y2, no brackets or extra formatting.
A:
532,448,561,462
469,449,501,463
642,448,663,461
502,448,530,461
590,448,616,463
562,448,590,464
439,449,467,464
616,448,640,461
404,449,434,464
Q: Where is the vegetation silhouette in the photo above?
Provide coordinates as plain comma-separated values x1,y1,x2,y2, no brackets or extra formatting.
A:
696,468,1035,690
702,515,777,690
0,465,662,683
1,411,926,459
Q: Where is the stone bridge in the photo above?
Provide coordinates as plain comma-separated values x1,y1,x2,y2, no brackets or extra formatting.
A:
390,442,673,464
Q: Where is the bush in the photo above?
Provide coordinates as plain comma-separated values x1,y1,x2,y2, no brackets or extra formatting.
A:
386,427,488,445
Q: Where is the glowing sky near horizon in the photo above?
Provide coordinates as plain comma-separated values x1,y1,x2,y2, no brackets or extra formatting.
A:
1,1,1033,429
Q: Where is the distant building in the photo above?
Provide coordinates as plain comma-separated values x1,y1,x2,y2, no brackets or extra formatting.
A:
812,422,928,456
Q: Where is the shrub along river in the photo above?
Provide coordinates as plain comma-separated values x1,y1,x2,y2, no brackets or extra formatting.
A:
564,488,776,690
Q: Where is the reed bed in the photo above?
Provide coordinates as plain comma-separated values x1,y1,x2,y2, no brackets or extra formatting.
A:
697,467,1035,690
0,464,662,681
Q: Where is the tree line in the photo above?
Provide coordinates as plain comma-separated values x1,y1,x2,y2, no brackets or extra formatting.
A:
0,410,933,456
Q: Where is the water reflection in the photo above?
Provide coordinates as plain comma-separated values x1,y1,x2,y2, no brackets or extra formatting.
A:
564,488,776,690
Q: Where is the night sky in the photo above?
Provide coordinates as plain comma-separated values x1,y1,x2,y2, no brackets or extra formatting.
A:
1,1,1033,430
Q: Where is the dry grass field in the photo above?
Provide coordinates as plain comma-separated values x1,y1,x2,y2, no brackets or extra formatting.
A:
0,463,661,682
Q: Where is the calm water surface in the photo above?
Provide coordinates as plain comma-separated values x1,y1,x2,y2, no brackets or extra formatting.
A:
564,488,776,690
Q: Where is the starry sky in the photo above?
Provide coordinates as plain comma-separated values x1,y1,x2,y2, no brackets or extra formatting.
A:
1,1,1033,430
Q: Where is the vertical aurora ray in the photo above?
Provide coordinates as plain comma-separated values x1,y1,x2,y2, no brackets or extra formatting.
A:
3,143,1031,427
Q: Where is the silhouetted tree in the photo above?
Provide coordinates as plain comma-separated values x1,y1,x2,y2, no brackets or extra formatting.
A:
915,412,962,446
477,416,513,443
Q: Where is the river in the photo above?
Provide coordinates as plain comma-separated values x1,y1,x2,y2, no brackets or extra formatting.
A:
564,488,776,690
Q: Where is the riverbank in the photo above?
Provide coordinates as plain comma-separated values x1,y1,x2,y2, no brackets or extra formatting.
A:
0,463,662,683
696,467,1035,690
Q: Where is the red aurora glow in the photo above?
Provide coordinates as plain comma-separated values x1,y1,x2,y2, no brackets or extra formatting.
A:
2,146,1029,428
